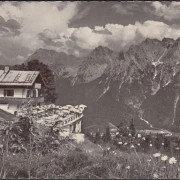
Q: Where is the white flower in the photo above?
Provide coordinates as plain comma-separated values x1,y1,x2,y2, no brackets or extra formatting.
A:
147,159,151,162
131,145,135,148
153,173,159,178
162,143,164,146
126,165,130,169
107,147,110,150
118,142,123,145
124,142,127,145
169,157,177,164
142,137,145,140
149,144,152,147
114,153,117,155
116,132,119,135
137,134,141,138
129,133,132,136
176,147,179,150
153,153,161,158
161,155,168,161
137,143,140,146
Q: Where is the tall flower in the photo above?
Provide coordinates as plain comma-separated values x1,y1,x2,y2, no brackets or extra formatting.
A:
161,155,168,161
153,153,161,158
137,134,141,138
169,157,177,164
153,173,159,178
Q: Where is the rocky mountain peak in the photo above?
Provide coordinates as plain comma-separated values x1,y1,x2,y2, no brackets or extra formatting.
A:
26,48,84,77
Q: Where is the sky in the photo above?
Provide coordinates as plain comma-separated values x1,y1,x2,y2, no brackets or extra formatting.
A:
1,1,180,65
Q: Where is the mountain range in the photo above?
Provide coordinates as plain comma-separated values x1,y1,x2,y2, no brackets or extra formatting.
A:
22,37,180,132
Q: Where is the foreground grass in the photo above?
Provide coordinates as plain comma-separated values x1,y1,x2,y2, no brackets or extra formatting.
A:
0,139,180,179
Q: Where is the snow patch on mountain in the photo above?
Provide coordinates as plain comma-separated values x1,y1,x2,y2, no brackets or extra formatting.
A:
96,85,110,101
151,83,160,95
140,116,153,128
172,94,180,125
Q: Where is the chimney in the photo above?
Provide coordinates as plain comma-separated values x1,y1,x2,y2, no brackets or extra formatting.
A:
4,66,9,73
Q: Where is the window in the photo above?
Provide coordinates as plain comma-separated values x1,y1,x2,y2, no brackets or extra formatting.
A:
26,90,30,97
38,89,42,97
33,90,36,97
4,89,14,97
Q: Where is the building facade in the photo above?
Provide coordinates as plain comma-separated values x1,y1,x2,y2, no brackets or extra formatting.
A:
0,67,45,114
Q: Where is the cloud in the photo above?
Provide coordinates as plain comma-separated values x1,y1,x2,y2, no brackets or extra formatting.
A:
0,16,21,37
112,3,139,15
1,1,180,64
0,1,79,45
0,1,80,64
54,20,180,56
71,27,108,50
73,6,90,20
93,26,112,35
38,29,63,48
151,1,180,20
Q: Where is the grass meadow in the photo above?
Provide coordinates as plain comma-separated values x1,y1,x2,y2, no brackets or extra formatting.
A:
0,136,180,179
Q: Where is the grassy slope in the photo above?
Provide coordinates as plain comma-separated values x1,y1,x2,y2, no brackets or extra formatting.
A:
1,137,180,179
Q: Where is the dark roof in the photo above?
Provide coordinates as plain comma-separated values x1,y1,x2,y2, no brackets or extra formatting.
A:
0,70,40,86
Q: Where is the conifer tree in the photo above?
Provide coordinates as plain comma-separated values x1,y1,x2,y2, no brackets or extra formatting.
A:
154,134,163,151
129,118,136,137
103,126,111,143
94,131,101,144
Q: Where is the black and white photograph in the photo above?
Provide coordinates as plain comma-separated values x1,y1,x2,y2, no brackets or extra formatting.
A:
0,1,180,179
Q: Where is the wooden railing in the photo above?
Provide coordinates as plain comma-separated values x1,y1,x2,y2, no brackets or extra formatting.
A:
52,113,83,128
0,97,44,104
62,114,83,126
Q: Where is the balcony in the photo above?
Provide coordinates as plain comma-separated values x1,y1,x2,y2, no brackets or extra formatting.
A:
0,96,44,105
